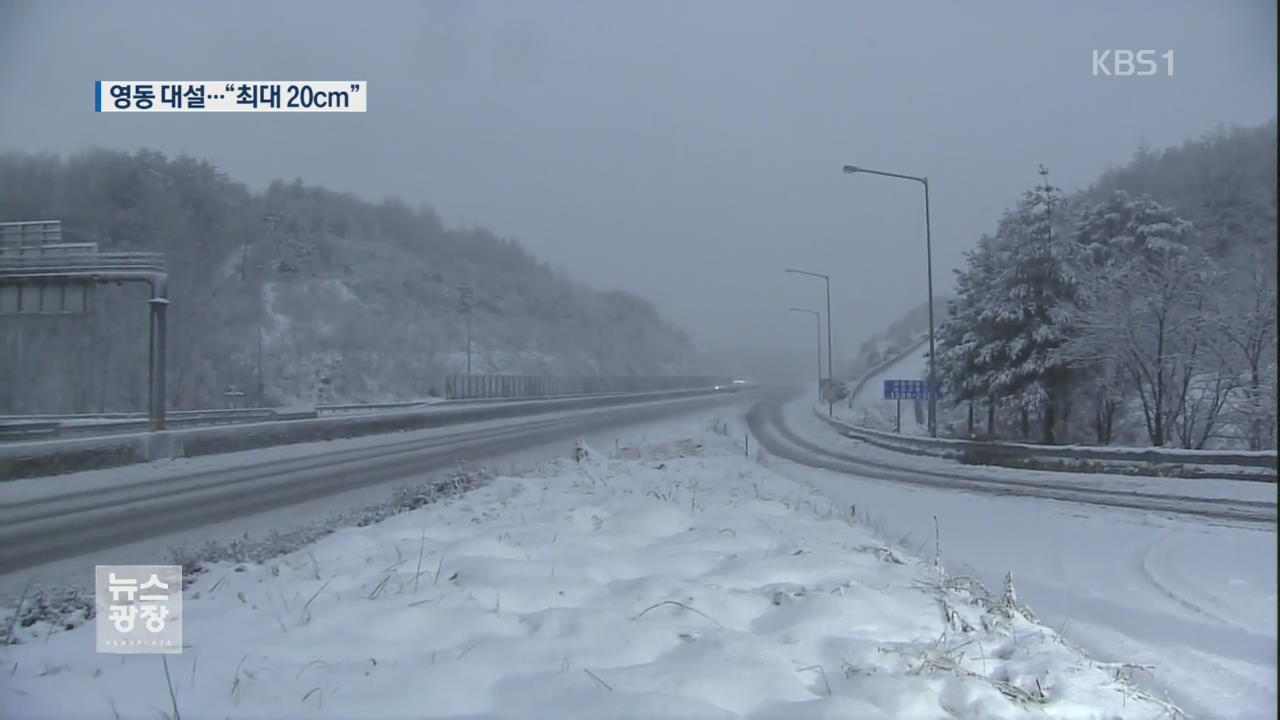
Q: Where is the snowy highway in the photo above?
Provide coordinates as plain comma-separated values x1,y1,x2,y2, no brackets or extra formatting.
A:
1,385,1273,718
753,387,1278,720
0,390,753,580
2,401,1184,720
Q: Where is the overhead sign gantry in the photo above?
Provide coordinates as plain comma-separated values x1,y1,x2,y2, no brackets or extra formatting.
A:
0,220,170,430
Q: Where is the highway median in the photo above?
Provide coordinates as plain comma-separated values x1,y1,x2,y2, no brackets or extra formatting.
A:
0,386,747,480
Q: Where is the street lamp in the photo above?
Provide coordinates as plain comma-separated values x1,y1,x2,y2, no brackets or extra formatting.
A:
785,268,833,416
841,164,939,437
788,307,823,401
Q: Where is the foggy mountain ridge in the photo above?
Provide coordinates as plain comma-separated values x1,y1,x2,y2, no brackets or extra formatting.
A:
0,148,712,412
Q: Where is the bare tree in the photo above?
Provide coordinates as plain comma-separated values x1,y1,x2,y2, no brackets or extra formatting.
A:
1214,245,1279,449
1078,358,1126,445
1065,247,1215,447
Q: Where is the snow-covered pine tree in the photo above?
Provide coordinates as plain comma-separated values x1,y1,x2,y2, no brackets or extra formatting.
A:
936,233,1003,436
976,169,1079,443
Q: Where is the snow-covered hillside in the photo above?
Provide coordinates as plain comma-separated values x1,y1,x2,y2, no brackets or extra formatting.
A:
0,152,712,413
840,337,932,435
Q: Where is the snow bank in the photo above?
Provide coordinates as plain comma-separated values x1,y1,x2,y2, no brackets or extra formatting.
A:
2,419,1177,719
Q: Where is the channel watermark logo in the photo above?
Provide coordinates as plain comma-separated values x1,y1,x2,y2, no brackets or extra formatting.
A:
1092,50,1174,76
95,565,183,654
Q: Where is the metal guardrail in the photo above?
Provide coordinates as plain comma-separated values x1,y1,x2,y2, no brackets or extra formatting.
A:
6,406,346,423
1,413,149,422
0,385,744,441
316,400,433,413
2,385,748,479
0,251,167,274
444,374,735,400
0,422,61,440
818,410,1278,470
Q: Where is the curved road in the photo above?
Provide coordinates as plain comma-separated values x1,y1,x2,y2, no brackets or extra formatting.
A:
750,386,1277,720
750,388,1275,527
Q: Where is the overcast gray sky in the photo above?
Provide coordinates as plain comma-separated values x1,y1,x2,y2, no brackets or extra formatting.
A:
1,0,1275,379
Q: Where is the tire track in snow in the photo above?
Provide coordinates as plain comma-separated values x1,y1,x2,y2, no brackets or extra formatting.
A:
1129,536,1278,718
1137,535,1257,636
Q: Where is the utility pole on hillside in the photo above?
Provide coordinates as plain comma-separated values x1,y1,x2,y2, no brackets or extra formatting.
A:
253,212,281,406
1038,165,1055,243
457,283,474,375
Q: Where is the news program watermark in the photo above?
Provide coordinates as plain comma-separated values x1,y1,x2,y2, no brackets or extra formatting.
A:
95,565,183,654
95,81,367,112
1092,50,1174,76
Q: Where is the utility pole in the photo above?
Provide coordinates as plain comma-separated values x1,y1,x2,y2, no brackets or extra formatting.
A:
256,213,280,406
1039,165,1054,242
457,284,474,375
1038,164,1059,444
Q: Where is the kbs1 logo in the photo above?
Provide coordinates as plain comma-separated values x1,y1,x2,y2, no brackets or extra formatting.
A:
1093,50,1174,76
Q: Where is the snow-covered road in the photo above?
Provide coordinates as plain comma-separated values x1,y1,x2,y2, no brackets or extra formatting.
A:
3,410,1175,719
0,392,753,597
760,390,1277,720
759,401,1274,526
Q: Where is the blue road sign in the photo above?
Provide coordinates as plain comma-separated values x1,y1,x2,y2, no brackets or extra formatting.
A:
883,379,945,400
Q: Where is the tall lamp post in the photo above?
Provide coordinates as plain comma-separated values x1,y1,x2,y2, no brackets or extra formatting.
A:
841,164,938,437
788,307,823,401
785,268,833,416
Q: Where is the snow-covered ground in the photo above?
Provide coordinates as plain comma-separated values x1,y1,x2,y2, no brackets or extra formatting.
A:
777,397,1277,720
2,412,1177,719
842,338,931,435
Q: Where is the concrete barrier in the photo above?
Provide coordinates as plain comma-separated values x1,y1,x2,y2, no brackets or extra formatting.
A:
0,408,308,440
0,434,155,479
0,386,740,480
